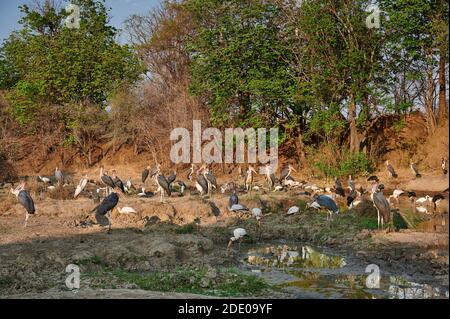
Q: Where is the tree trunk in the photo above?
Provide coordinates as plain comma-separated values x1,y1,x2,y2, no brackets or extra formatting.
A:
438,51,448,124
426,58,437,134
349,92,359,153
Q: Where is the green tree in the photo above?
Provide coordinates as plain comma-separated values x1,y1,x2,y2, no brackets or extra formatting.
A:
0,0,144,125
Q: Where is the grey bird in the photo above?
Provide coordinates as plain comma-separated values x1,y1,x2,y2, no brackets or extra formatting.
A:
93,190,119,231
385,161,398,178
371,183,391,230
10,183,35,227
410,162,421,178
308,194,339,221
155,172,171,203
55,166,64,186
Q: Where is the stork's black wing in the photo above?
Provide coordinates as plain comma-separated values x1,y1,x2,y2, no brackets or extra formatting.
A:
113,177,125,193
206,172,217,188
197,175,208,193
101,175,116,188
96,192,119,216
167,172,176,185
18,190,35,214
142,168,149,183
158,174,171,196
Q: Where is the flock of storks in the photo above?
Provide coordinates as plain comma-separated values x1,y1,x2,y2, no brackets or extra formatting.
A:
8,158,449,253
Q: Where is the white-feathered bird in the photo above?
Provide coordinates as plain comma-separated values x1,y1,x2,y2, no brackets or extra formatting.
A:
226,228,247,253
416,195,431,205
388,189,404,207
286,206,300,215
117,207,137,214
74,175,88,199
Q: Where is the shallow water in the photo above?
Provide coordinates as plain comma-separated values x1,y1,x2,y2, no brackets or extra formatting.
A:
241,243,449,299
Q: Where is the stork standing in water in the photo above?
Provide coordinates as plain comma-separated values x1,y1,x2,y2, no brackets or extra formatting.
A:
10,182,35,227
227,228,248,255
264,164,276,190
371,183,391,230
74,175,88,199
279,164,296,186
99,166,116,196
245,165,257,192
385,161,398,178
410,161,421,178
442,158,448,175
93,187,121,231
55,166,64,186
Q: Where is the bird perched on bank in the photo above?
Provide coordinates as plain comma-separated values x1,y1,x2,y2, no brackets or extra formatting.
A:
416,195,431,205
137,188,154,198
10,182,35,228
195,171,208,196
370,183,391,230
432,194,449,214
348,175,355,192
264,164,276,191
117,207,137,214
251,207,263,226
142,166,151,184
203,166,217,194
167,170,177,190
286,206,300,215
388,189,405,207
187,164,196,181
74,175,89,199
38,176,51,184
229,186,239,208
176,180,187,196
227,228,248,254
125,178,135,192
111,170,125,193
99,166,116,195
385,161,398,178
279,164,296,186
442,158,448,175
92,188,120,231
307,195,339,221
55,166,64,186
154,171,171,203
334,177,345,197
410,161,421,178
245,165,257,191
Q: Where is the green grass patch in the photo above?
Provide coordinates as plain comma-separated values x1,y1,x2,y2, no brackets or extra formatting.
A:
175,223,196,234
85,266,270,297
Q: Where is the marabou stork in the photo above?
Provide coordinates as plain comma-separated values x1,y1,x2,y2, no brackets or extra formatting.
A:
279,164,296,186
111,170,125,193
10,182,35,227
334,177,345,197
264,164,276,190
410,161,421,178
55,166,64,186
154,171,171,203
385,161,398,178
308,195,339,221
245,165,257,191
99,166,116,196
187,164,196,181
93,188,120,231
370,183,391,230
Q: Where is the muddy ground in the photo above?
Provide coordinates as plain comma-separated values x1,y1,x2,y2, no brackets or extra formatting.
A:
0,171,448,299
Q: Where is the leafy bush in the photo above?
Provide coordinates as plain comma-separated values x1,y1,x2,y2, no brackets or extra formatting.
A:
307,145,373,178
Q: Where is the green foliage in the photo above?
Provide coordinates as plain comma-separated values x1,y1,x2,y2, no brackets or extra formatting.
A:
88,266,270,297
185,0,299,128
308,146,372,178
175,223,196,234
0,0,144,128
